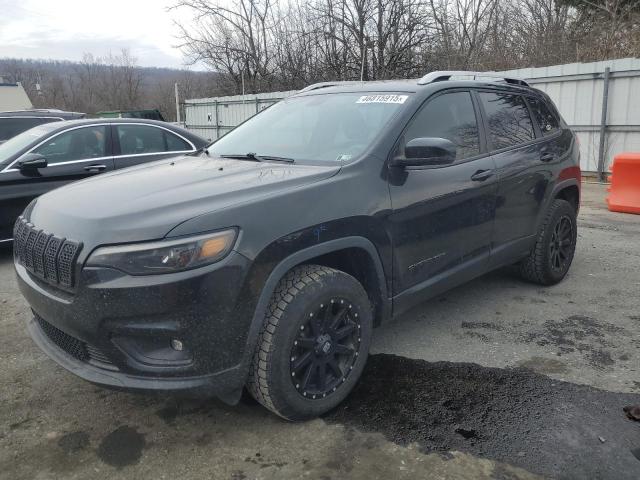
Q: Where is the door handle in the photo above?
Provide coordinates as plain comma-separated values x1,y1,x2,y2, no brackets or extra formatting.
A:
470,169,494,181
540,152,555,162
84,164,107,173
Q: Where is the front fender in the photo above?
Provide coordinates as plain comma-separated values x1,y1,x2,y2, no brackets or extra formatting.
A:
232,231,391,396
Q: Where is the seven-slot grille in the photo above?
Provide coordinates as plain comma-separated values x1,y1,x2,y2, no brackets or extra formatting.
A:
13,216,82,289
35,314,118,370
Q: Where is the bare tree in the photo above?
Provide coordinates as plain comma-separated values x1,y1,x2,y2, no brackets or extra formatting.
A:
94,49,144,110
173,0,279,92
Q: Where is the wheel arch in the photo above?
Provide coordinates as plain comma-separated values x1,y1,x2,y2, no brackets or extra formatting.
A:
536,178,580,233
554,182,580,212
239,237,390,382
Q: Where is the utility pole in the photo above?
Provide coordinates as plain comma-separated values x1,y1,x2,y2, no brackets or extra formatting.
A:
597,67,611,183
174,82,181,124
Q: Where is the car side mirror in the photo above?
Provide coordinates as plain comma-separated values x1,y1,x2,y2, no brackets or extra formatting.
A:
391,137,457,168
17,153,48,171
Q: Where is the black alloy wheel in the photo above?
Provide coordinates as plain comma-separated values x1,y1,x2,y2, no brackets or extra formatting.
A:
519,198,577,285
549,215,573,273
247,265,373,420
290,297,361,399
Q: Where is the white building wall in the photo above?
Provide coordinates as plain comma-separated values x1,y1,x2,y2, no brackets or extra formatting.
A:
0,82,33,111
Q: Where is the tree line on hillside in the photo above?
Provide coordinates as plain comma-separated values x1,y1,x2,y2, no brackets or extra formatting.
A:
0,51,219,121
1,0,638,119
173,0,640,93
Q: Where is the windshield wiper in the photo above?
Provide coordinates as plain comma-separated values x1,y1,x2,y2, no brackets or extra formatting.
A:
219,152,295,163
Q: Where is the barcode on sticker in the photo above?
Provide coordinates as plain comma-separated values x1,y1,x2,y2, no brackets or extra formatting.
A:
356,94,408,104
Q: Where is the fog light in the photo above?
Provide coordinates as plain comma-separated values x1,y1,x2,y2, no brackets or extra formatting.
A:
171,339,184,351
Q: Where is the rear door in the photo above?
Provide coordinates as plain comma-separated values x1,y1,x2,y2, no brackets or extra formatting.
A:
0,124,114,240
387,90,498,308
476,90,556,266
112,123,196,169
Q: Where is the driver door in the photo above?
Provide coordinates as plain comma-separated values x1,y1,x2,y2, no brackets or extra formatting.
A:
387,90,498,311
0,125,114,240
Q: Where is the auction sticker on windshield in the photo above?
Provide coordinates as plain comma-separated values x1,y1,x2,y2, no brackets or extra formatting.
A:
356,94,408,104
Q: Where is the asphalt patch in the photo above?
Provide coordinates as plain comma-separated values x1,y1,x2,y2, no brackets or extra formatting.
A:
521,315,626,366
97,425,146,468
324,354,640,480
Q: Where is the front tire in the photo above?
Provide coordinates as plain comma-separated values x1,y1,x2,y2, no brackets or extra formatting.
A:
247,264,373,421
519,199,577,285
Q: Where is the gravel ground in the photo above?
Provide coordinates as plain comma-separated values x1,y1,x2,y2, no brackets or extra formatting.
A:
1,182,639,480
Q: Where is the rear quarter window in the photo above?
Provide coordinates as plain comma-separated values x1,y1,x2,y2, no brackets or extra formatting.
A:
526,96,560,136
165,131,191,151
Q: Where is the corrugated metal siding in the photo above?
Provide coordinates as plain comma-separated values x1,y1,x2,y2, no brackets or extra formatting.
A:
184,91,297,141
497,58,640,172
185,58,640,172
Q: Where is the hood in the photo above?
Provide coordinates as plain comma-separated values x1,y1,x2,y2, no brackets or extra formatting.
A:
29,156,340,245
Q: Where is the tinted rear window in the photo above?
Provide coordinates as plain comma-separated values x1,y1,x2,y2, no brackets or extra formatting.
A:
0,117,59,141
478,92,535,150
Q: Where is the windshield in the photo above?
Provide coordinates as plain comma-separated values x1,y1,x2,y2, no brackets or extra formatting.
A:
208,92,411,162
0,117,58,142
0,124,56,166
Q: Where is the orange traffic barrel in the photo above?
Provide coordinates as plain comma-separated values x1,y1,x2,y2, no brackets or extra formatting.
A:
606,153,640,214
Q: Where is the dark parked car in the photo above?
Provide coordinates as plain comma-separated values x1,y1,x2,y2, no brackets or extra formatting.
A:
0,109,85,145
0,118,207,242
14,71,581,420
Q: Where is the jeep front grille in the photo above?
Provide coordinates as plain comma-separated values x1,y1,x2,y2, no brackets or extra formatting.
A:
14,216,82,288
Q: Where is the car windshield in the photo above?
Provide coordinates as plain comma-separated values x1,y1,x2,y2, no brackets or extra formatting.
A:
0,124,57,166
207,92,411,162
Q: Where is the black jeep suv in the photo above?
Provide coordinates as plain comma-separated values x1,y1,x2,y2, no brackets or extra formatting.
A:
14,71,581,420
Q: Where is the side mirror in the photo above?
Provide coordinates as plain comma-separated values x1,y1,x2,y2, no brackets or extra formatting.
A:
17,153,48,171
391,137,456,168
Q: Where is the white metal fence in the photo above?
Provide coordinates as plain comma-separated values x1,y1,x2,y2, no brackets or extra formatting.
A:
498,58,640,176
184,58,640,174
183,90,296,141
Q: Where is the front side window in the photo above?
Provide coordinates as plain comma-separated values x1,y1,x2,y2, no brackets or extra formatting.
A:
527,96,560,136
479,92,535,150
32,126,108,164
208,92,410,162
395,91,480,162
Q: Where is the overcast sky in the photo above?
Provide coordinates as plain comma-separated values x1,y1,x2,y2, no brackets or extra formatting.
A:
0,0,196,68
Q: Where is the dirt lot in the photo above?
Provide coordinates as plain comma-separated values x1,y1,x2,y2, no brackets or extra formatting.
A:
1,182,639,480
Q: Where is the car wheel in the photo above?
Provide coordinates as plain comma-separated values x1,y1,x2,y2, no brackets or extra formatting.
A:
519,199,577,285
247,264,373,421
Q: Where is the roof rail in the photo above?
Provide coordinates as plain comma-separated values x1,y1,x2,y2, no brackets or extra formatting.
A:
418,71,529,87
299,81,362,93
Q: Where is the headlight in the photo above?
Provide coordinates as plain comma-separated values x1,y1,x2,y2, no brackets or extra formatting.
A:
86,229,237,275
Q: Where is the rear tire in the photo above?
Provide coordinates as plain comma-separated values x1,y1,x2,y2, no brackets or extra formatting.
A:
247,264,373,421
519,199,577,285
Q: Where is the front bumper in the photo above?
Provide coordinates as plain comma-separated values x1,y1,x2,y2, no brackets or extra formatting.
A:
17,251,254,403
